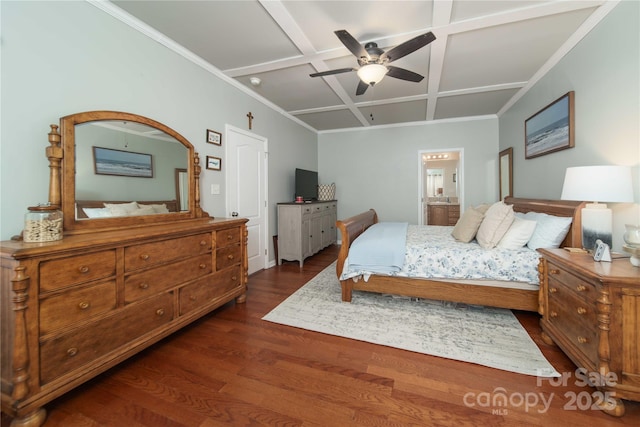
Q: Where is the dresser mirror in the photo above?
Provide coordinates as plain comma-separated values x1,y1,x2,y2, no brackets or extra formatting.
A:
53,110,207,233
499,147,513,201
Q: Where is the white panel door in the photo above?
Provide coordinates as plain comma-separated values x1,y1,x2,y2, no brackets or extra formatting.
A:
226,125,268,275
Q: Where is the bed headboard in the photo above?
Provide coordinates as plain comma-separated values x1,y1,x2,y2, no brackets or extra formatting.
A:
76,200,179,219
504,197,585,248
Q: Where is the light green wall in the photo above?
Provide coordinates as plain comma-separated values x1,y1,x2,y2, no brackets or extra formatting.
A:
319,118,498,223
498,1,639,251
0,1,317,245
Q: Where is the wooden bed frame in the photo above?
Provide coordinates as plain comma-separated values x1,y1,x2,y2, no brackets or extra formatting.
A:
336,197,585,312
76,199,179,219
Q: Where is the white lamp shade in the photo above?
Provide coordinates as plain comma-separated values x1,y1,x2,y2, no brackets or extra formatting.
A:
357,64,388,85
561,165,634,203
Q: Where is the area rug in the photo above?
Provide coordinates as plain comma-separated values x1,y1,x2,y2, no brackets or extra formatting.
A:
263,262,559,377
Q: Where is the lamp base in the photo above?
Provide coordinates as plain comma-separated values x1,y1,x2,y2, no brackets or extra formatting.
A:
581,203,612,251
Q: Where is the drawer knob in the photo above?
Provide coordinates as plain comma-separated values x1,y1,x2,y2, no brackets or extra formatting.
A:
227,254,234,260
549,269,560,275
577,307,587,315
78,265,90,274
200,240,207,246
139,283,149,289
199,263,206,269
78,301,90,310
550,311,558,318
577,336,588,344
549,287,558,293
140,254,150,260
156,308,165,316
189,295,197,301
67,347,78,357
231,275,237,281
576,285,587,292
227,234,233,240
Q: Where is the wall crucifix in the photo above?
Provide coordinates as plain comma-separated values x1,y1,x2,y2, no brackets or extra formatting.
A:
246,112,254,130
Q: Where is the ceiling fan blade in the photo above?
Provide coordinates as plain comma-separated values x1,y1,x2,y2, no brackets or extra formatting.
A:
310,68,356,77
356,80,369,96
386,66,424,82
334,30,370,61
380,31,436,63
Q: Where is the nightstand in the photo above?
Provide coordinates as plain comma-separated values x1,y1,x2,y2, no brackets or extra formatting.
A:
538,248,640,417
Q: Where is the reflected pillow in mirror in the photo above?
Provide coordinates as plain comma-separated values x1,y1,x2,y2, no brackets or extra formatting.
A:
83,207,112,218
130,206,156,216
147,203,169,214
104,201,139,212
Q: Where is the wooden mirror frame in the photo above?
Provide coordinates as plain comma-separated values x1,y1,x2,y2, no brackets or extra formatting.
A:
499,147,513,201
47,110,207,234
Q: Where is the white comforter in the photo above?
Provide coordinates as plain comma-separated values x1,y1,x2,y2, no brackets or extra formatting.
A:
340,224,541,285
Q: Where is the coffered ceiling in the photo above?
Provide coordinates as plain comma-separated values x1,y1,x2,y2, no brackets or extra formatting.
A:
109,0,613,132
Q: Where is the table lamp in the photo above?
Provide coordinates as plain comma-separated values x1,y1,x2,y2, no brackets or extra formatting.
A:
560,165,634,250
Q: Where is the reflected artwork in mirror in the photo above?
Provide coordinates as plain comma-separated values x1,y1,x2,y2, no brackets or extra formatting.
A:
49,111,207,233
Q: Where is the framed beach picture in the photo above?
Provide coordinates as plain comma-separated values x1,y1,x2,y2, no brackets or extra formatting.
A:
524,91,574,159
206,155,222,171
93,147,153,178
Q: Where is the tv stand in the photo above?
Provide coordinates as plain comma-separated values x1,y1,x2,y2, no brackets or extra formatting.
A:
277,200,337,267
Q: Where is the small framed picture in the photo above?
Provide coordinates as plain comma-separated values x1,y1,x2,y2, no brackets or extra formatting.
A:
206,155,221,171
206,129,222,145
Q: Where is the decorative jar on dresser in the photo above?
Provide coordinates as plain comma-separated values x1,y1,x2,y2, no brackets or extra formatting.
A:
538,248,640,417
1,111,248,427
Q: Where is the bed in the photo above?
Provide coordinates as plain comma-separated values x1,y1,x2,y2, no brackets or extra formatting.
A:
76,199,179,219
335,197,585,312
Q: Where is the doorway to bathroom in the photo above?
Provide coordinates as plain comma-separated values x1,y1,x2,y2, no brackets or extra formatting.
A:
418,149,464,225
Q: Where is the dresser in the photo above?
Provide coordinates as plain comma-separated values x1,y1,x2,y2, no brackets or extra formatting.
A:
1,218,247,426
427,203,460,226
538,249,640,417
277,200,337,266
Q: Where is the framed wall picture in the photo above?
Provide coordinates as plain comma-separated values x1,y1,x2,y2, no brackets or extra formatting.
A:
206,129,222,145
524,91,574,159
93,146,153,178
206,155,222,171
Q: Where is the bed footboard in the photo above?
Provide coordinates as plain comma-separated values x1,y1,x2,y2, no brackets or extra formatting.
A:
335,209,378,289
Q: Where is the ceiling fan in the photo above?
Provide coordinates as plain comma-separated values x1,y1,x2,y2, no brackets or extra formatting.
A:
310,29,436,95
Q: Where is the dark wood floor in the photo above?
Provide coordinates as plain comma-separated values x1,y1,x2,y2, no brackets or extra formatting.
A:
3,245,639,426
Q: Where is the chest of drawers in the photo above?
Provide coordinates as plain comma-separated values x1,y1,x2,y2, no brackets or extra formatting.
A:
1,218,247,426
538,249,640,417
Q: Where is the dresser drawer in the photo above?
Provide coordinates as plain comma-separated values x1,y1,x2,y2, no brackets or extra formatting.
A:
39,280,117,336
216,227,240,248
39,292,173,384
40,250,116,292
548,290,598,361
125,253,212,303
547,262,596,302
125,233,211,272
179,266,242,315
216,244,241,270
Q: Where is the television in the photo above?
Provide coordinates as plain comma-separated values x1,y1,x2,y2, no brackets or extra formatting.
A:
295,168,318,201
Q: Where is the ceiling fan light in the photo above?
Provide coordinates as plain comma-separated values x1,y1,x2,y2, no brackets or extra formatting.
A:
357,64,387,85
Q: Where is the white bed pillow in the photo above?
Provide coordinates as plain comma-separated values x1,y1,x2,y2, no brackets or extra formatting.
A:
82,207,112,218
476,201,515,249
451,206,485,243
497,217,537,249
517,212,573,250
